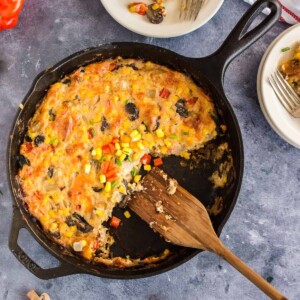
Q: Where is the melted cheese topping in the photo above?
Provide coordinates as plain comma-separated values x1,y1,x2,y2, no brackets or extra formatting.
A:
18,58,217,264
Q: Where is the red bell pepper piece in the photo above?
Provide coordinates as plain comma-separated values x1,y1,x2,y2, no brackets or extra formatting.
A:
0,0,24,31
159,88,170,99
110,216,121,228
141,153,152,165
187,97,199,105
108,142,116,154
153,157,163,167
102,144,111,154
100,161,110,174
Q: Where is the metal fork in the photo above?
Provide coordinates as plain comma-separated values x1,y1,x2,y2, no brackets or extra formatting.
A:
269,70,300,118
180,0,206,21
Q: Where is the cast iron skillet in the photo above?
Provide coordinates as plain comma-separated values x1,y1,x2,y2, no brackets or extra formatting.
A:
8,0,280,279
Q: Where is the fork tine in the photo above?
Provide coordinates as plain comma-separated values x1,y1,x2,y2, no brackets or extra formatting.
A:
180,0,187,19
273,73,298,108
187,0,194,20
269,75,293,112
275,70,300,105
194,0,204,21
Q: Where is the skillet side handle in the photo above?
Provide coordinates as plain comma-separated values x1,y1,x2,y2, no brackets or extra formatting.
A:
9,206,81,279
195,0,281,86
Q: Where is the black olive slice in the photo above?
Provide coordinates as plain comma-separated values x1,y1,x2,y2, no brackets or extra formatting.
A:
34,135,45,146
47,167,54,178
65,216,77,227
125,102,139,121
126,63,139,70
175,99,189,118
92,187,103,193
72,213,93,233
16,154,30,168
25,134,32,142
100,116,109,131
49,109,56,121
49,231,61,239
62,78,71,86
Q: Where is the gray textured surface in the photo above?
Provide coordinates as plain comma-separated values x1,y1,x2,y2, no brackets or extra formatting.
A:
0,0,299,299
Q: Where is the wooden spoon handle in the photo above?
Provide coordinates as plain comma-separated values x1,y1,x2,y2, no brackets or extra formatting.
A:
214,243,287,300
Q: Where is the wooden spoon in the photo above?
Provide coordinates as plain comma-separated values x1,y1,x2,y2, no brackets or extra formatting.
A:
129,168,287,300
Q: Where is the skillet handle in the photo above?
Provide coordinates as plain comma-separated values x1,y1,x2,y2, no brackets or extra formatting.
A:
9,206,81,279
195,0,281,86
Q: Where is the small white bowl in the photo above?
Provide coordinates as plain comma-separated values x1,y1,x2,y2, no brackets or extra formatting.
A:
257,24,300,149
100,0,223,38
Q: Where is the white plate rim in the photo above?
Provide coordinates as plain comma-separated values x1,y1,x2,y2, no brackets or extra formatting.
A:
257,23,300,149
100,0,224,38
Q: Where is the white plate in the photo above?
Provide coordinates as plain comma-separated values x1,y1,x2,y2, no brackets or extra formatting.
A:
100,0,223,38
257,24,300,149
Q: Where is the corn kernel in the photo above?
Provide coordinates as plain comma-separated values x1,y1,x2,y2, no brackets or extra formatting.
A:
152,3,160,10
130,129,139,138
114,95,119,102
124,211,131,218
156,128,164,138
95,210,103,217
96,147,102,156
137,142,145,150
105,181,111,192
123,148,132,155
40,215,49,226
118,185,127,194
182,151,190,159
133,153,140,161
65,226,76,237
144,133,153,141
100,174,106,183
123,121,131,130
121,143,130,148
49,222,58,231
164,139,172,148
59,223,68,232
65,231,74,238
116,149,122,156
144,165,151,171
85,164,91,174
49,210,56,218
134,175,142,183
131,134,141,142
161,146,168,154
115,143,121,150
120,153,127,161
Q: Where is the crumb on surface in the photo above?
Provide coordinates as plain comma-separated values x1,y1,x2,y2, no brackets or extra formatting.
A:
155,200,164,213
167,178,178,195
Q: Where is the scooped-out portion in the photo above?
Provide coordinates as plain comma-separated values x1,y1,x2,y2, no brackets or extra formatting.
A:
17,58,217,266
